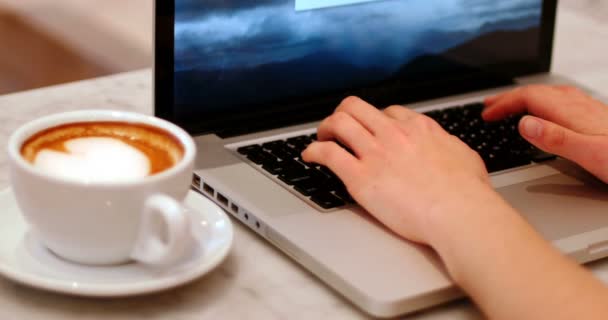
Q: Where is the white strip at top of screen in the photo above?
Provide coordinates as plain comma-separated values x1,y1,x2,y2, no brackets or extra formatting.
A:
295,0,384,11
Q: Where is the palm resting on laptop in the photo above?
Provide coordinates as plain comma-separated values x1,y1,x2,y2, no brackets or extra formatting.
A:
302,85,608,320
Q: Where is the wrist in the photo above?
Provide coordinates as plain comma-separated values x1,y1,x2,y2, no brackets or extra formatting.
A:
423,179,497,246
422,180,518,284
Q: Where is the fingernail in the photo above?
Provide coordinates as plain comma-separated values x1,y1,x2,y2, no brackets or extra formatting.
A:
481,108,494,120
481,108,489,118
522,117,542,139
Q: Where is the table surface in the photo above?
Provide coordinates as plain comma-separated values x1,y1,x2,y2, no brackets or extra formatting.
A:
1,2,607,319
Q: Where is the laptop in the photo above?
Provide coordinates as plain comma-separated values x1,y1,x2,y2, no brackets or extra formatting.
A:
155,0,608,317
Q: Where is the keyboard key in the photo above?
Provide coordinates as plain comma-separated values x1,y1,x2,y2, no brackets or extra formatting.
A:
288,142,309,153
237,145,261,155
294,178,322,196
247,150,275,165
286,135,313,152
262,140,285,150
278,164,310,185
268,147,296,161
294,157,313,169
310,191,345,209
262,161,286,175
318,165,338,179
308,169,331,184
462,102,484,114
333,187,355,204
279,173,310,185
287,135,312,144
283,159,307,171
273,145,299,157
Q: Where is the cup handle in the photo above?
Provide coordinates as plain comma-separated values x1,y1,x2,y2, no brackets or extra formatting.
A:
130,194,192,266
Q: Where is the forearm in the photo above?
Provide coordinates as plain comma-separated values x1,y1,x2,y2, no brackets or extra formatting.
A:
428,185,608,320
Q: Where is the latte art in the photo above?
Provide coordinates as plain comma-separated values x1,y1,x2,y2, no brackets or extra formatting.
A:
34,137,151,182
21,122,184,183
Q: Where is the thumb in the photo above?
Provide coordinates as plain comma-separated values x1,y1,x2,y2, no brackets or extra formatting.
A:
519,116,600,166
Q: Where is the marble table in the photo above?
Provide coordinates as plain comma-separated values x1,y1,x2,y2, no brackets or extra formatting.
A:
1,2,607,319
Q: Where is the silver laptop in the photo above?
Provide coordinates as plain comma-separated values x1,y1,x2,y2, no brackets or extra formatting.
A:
155,0,608,317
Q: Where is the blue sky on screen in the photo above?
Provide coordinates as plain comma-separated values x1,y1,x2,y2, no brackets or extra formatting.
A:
175,0,542,70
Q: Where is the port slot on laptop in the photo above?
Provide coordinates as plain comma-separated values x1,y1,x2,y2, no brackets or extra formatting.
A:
230,203,239,214
203,183,215,196
192,175,201,189
216,193,229,207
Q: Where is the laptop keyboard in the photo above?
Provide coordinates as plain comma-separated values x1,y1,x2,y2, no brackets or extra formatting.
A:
424,102,555,172
238,134,352,209
236,102,555,210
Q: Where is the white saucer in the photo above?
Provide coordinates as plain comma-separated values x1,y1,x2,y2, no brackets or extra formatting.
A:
0,188,233,297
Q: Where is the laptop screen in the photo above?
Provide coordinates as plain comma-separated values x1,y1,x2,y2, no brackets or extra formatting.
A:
168,0,549,135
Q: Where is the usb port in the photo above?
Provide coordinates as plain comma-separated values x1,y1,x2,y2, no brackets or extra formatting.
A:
216,193,228,207
230,203,239,214
203,183,214,196
192,175,201,188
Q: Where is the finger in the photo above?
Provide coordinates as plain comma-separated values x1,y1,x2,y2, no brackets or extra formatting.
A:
383,106,441,133
555,85,597,103
383,105,417,122
482,85,557,120
302,141,362,186
484,85,580,108
519,115,599,167
482,85,580,125
484,90,510,105
316,111,378,158
335,96,392,137
483,87,526,120
555,85,584,95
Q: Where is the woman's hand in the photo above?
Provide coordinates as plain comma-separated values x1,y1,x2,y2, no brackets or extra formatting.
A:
302,96,493,245
302,93,608,320
484,85,608,183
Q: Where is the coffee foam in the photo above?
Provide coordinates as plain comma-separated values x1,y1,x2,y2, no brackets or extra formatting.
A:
21,122,184,183
34,137,150,183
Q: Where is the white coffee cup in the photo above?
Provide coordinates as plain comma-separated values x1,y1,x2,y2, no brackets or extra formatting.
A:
7,110,196,266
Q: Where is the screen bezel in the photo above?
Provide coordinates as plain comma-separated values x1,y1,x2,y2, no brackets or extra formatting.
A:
155,0,557,137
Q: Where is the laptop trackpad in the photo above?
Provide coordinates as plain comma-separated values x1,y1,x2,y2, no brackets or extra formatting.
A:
497,172,608,241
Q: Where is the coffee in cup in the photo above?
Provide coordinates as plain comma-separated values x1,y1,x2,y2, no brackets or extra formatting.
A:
20,122,184,183
8,110,197,266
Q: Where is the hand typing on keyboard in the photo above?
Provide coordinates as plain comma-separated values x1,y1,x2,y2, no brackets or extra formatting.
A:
483,85,608,183
302,87,608,320
302,96,492,244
